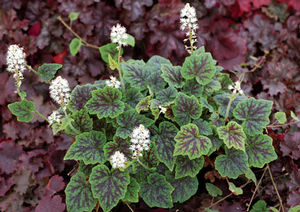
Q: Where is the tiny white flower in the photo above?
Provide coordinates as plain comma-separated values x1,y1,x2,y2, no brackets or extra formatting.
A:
6,44,27,88
110,151,127,169
110,24,128,48
48,110,63,125
228,81,244,95
49,76,71,109
105,76,121,88
159,105,167,114
130,124,151,158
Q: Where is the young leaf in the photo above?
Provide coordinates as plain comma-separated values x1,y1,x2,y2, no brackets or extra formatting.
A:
215,149,248,179
123,177,140,203
68,84,96,112
37,63,62,82
175,156,204,179
122,60,149,91
165,171,198,203
68,12,79,21
156,86,178,105
152,121,179,171
136,96,151,113
65,172,97,212
233,97,273,135
174,124,212,159
115,109,153,139
99,43,122,64
69,38,82,56
140,173,174,208
161,64,185,88
250,200,268,212
123,34,135,47
64,131,107,164
173,93,202,125
8,100,35,122
205,183,223,197
245,168,257,185
104,136,132,159
274,112,287,124
228,182,243,195
90,165,130,212
213,94,247,117
291,111,299,121
108,54,119,70
86,86,125,119
66,107,93,134
217,121,246,151
246,135,277,168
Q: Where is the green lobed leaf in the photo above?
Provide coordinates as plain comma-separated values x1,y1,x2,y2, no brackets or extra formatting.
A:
68,84,96,112
182,79,203,97
122,60,149,91
99,43,123,64
90,165,130,212
245,168,257,185
207,136,223,156
233,97,273,135
175,156,204,179
200,97,215,113
205,183,223,197
64,131,107,164
37,63,62,82
161,64,185,88
215,149,248,179
165,171,198,203
122,88,143,108
217,121,246,151
172,93,202,125
103,136,132,159
123,177,140,203
144,55,172,73
209,112,225,129
78,163,95,176
140,173,174,208
228,182,243,195
68,12,79,21
69,38,82,56
136,96,151,113
115,109,153,138
86,86,125,119
66,107,93,134
181,51,216,85
274,112,287,124
203,77,221,93
65,171,97,212
250,200,268,212
8,100,34,122
213,94,247,118
152,121,179,171
193,119,213,136
246,135,277,168
156,86,178,105
174,124,212,159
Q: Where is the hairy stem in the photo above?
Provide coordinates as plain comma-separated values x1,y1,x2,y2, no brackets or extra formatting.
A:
267,164,284,212
117,45,125,91
25,64,38,75
224,94,236,121
34,110,49,122
136,158,152,171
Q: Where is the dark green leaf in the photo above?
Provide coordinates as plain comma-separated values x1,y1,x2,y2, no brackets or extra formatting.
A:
173,93,202,125
200,97,215,113
215,149,248,179
140,173,173,208
233,98,273,135
65,172,97,212
156,86,178,105
205,183,223,197
182,79,203,97
69,38,82,56
122,88,143,108
213,94,247,118
161,64,185,88
147,71,167,93
144,55,172,73
99,43,122,64
37,63,62,82
175,156,204,179
86,86,125,119
8,100,34,122
90,165,130,212
104,136,132,159
69,84,96,112
152,121,179,170
246,135,277,168
64,131,107,164
181,51,216,85
203,78,221,93
66,107,93,134
250,200,268,212
123,177,140,203
217,121,246,151
193,119,213,136
136,96,151,113
165,171,198,203
174,124,212,159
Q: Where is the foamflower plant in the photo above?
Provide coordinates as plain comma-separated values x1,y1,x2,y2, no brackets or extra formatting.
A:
7,5,286,212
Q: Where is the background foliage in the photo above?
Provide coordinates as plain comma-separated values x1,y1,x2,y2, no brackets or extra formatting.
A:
0,0,299,211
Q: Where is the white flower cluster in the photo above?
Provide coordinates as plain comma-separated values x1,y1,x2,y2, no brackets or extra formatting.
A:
6,44,27,88
48,110,63,125
110,24,128,48
110,151,127,169
228,81,244,95
180,3,198,53
49,76,71,109
130,124,151,158
106,76,121,88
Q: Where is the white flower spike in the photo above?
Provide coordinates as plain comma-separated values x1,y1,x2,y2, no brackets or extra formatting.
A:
106,76,121,89
110,24,128,49
48,110,63,125
6,44,27,88
110,151,127,169
180,3,198,54
228,81,244,95
49,76,71,109
130,124,151,158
